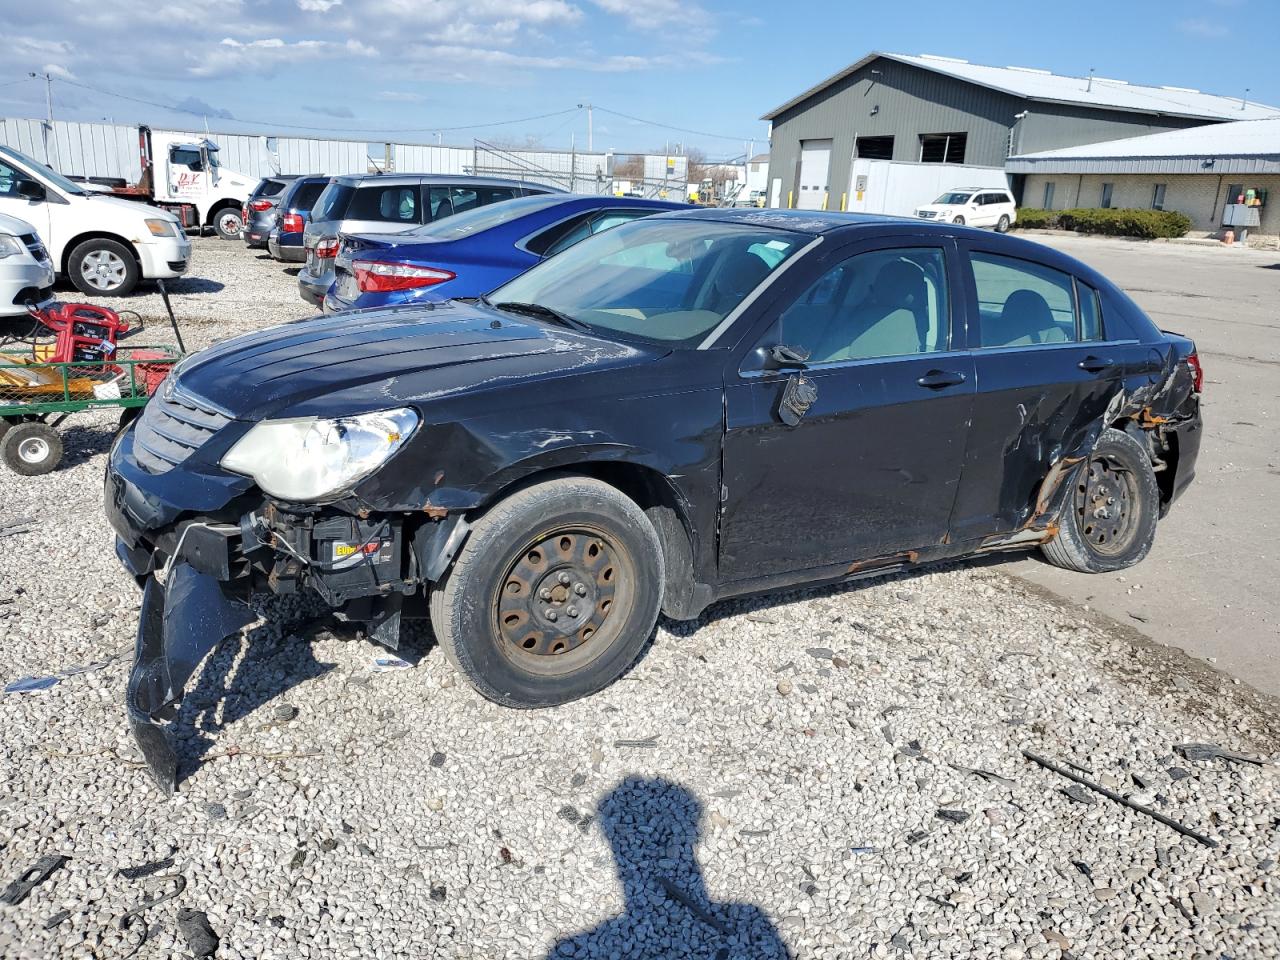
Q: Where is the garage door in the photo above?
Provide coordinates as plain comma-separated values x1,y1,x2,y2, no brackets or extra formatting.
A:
796,139,832,210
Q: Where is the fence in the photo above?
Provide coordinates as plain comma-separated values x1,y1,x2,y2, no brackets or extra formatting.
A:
0,117,691,198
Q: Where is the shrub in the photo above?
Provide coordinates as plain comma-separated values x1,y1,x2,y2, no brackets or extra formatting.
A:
1014,207,1191,239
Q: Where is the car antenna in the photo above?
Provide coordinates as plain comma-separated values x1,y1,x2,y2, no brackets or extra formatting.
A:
156,279,186,354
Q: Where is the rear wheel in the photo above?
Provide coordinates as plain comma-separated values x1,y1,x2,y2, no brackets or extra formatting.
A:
0,421,62,475
996,214,1011,233
1042,428,1158,573
213,207,244,240
430,476,664,708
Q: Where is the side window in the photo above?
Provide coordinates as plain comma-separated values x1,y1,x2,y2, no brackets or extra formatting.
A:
1077,281,1104,341
476,187,517,206
0,159,21,196
426,186,454,221
970,252,1077,348
449,187,479,214
771,247,950,364
527,213,596,257
348,185,418,222
591,210,648,234
170,147,203,171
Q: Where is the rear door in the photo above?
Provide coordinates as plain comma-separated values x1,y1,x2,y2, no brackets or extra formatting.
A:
948,243,1138,542
719,238,975,580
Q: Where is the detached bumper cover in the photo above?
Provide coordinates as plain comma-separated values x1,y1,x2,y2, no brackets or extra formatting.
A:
126,564,254,794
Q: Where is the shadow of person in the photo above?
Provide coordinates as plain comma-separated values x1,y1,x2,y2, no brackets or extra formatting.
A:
547,777,792,960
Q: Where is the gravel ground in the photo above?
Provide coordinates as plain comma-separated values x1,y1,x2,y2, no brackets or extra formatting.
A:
1,240,1278,959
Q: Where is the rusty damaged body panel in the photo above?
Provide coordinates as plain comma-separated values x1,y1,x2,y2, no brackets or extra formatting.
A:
102,210,1202,790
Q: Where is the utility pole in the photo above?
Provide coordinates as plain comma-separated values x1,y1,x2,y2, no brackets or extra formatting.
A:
577,102,593,152
28,72,53,127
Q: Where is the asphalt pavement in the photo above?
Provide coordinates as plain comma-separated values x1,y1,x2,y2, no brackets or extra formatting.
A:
1007,233,1280,697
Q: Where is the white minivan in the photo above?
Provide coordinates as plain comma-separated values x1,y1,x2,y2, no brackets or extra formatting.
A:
0,145,191,297
916,188,1017,232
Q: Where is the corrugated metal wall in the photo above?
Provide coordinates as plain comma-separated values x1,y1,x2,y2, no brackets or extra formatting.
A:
0,118,142,181
1015,107,1206,156
391,144,472,175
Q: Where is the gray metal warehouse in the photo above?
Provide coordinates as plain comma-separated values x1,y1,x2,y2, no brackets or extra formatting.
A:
1006,116,1280,239
762,52,1280,212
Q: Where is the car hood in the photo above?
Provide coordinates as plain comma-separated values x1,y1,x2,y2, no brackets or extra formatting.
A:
174,300,661,421
81,192,182,224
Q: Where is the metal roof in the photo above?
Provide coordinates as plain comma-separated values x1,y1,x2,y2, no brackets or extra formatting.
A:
763,52,1280,123
1006,116,1280,174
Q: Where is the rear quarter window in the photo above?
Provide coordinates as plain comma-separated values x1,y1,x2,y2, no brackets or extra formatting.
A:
312,182,352,221
348,184,419,223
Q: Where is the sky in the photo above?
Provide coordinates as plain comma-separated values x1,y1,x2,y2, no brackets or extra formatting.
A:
3,0,1278,161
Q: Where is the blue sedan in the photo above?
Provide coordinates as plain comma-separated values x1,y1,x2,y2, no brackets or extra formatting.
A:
322,193,686,312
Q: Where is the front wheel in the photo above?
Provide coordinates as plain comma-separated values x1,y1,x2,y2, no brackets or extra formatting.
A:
996,214,1011,233
213,208,244,240
1041,428,1159,573
0,421,63,475
68,238,140,297
430,476,664,708
952,215,965,225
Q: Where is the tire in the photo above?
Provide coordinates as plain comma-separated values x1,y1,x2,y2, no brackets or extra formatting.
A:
213,208,244,240
1041,428,1159,573
430,476,664,708
0,421,63,475
0,417,14,442
952,215,965,225
68,238,140,297
118,407,142,432
996,214,1011,233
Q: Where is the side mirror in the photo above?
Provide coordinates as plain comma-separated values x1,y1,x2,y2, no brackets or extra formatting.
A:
17,179,45,201
745,343,810,372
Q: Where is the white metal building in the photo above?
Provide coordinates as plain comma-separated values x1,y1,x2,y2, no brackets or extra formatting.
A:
1006,116,1280,237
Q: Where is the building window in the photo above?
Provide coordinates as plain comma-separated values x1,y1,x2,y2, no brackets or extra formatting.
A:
1151,183,1167,211
918,133,967,163
855,136,894,160
1225,183,1244,206
1100,183,1114,209
1043,181,1056,209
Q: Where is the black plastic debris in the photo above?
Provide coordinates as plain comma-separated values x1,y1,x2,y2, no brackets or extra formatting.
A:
269,915,286,928
905,830,929,845
1072,860,1093,878
556,805,581,825
43,909,71,930
430,883,447,902
117,857,175,881
936,809,971,824
1,854,69,906
429,751,447,768
177,908,219,957
1168,767,1191,781
1175,743,1265,765
1063,784,1098,806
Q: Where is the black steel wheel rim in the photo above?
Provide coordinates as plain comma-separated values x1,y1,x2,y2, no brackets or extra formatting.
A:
1074,455,1139,557
493,525,633,675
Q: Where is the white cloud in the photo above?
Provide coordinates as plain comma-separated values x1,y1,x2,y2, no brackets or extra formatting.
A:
189,36,378,76
1178,18,1228,38
42,63,77,81
298,0,342,9
376,90,427,102
591,0,700,29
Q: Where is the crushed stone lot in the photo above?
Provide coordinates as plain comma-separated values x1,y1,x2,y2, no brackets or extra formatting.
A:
1,239,1279,959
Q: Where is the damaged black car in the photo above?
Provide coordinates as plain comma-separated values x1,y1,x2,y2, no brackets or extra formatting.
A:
105,209,1202,791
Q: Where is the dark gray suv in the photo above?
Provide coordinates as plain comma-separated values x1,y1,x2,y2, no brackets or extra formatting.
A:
297,175,558,306
241,175,299,249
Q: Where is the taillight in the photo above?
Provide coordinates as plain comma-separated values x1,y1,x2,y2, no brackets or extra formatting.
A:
250,199,273,212
353,260,455,293
315,237,339,259
1187,351,1204,393
282,213,303,233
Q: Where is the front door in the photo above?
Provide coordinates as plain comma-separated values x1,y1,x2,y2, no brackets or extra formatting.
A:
720,240,975,581
796,139,832,210
0,155,50,242
948,245,1131,541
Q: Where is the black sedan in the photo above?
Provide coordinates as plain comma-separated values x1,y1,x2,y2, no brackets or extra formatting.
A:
106,209,1202,791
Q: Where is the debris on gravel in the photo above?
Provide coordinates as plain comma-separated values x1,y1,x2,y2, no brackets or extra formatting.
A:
1,240,1278,958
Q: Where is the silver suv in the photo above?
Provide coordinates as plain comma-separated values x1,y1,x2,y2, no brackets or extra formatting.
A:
297,175,558,306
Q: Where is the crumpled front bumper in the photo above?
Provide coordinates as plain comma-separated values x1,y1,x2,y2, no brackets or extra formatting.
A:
126,564,254,794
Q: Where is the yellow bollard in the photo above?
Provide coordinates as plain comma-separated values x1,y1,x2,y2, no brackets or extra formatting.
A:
821,192,828,210
787,190,794,209
840,192,847,211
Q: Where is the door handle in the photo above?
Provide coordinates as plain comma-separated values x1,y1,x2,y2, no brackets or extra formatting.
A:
1078,356,1115,373
916,369,966,389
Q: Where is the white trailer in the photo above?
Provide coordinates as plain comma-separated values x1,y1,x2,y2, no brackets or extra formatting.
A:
844,159,1012,217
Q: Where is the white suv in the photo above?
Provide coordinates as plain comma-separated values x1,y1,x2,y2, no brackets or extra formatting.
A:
916,188,1016,232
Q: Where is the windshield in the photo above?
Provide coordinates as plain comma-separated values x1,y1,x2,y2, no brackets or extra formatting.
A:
490,217,808,347
934,192,973,205
0,145,89,196
409,194,567,240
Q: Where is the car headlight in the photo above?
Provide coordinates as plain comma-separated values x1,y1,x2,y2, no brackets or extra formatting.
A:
0,236,23,259
144,218,178,238
221,407,419,501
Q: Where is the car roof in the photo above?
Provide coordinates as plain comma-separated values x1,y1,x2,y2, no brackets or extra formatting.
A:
332,173,566,191
654,208,905,234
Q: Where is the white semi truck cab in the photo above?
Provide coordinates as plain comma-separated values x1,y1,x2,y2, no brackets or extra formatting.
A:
141,129,256,239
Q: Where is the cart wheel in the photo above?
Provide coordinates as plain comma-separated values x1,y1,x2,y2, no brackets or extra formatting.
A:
1,421,63,476
0,417,15,442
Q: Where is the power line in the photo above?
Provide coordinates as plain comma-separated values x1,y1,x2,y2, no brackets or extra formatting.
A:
54,77,581,134
0,77,35,90
592,105,754,143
